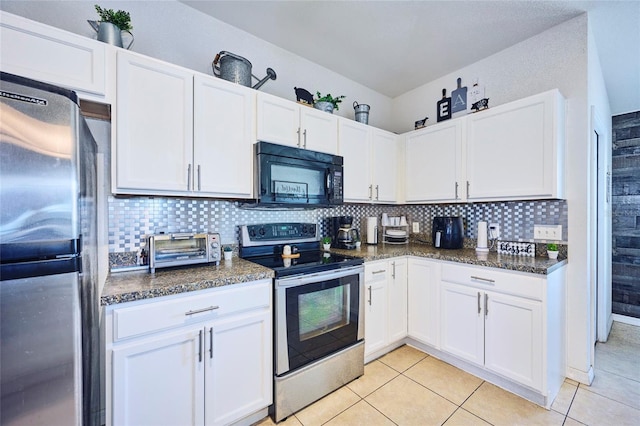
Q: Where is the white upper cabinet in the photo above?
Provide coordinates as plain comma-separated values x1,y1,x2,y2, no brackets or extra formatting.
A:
405,120,463,203
465,89,565,201
339,119,399,203
115,50,255,198
194,75,255,198
256,92,338,154
403,89,565,203
0,11,107,99
115,51,194,193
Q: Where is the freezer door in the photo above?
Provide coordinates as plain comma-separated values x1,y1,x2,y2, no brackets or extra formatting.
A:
0,272,82,426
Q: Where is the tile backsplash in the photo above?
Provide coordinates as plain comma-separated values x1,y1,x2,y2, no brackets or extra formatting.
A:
108,196,567,253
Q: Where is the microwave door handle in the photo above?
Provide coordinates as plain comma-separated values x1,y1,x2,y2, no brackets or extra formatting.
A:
326,169,334,198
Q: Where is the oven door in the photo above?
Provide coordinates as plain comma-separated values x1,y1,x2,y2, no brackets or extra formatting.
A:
275,265,364,376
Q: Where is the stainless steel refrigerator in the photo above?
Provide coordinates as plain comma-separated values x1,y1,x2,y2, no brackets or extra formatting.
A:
0,72,99,426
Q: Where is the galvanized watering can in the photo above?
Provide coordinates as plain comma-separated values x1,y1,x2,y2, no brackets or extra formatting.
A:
87,20,134,49
212,51,277,90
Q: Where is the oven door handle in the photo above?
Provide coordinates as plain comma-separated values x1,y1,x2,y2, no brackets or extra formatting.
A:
276,265,363,288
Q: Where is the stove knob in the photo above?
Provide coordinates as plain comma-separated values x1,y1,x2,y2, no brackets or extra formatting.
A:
259,227,266,236
249,228,256,237
302,225,307,234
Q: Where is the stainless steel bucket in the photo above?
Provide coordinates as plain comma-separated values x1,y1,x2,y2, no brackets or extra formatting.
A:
353,101,370,124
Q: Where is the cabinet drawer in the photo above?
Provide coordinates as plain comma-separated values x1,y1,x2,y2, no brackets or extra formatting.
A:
365,261,389,283
111,280,271,341
441,263,543,300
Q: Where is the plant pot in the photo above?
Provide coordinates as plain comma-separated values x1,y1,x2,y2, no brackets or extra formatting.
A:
314,101,335,114
322,243,331,251
224,251,233,261
547,250,559,260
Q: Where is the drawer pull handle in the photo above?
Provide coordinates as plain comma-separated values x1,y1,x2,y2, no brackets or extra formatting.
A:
471,276,495,284
371,270,386,275
185,305,219,316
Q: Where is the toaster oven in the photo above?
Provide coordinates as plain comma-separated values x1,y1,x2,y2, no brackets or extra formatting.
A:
147,233,221,272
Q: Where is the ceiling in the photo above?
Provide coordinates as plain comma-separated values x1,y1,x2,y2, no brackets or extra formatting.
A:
182,1,640,116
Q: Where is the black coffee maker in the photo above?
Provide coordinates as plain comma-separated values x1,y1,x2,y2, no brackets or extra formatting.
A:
432,216,464,249
332,216,360,250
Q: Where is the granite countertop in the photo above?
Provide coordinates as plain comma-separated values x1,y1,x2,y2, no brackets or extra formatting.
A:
329,242,567,275
101,258,274,306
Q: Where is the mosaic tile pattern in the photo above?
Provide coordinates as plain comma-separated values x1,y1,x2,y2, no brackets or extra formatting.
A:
108,196,568,255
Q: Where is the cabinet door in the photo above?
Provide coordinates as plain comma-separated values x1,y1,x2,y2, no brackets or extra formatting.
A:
206,310,272,426
440,282,484,366
256,92,300,147
372,130,399,203
194,75,255,198
408,259,440,347
112,327,204,426
364,262,388,356
387,258,408,343
405,121,462,203
0,11,106,96
339,119,372,202
484,291,542,390
300,107,338,154
466,91,560,200
115,51,193,193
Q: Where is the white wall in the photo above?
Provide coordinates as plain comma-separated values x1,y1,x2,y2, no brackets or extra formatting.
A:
392,14,595,383
0,0,394,129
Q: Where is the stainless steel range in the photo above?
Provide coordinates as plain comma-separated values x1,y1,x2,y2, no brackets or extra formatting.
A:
239,223,365,423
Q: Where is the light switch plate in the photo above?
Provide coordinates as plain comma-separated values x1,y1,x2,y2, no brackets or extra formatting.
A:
533,224,562,241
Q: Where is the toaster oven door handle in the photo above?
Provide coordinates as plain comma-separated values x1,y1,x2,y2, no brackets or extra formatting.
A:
171,233,196,240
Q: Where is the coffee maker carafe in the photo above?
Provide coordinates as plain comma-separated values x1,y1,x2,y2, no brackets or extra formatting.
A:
332,216,359,249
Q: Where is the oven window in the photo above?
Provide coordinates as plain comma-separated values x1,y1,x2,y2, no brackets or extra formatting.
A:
298,285,350,341
283,272,360,373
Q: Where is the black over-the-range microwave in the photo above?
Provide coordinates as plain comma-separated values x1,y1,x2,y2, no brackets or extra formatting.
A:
253,141,344,207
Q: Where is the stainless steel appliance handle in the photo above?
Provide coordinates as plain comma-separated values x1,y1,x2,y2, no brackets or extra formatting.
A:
303,129,307,149
276,265,364,288
209,327,213,359
471,276,495,284
485,293,489,317
368,285,372,305
477,292,481,314
376,185,379,200
187,164,192,191
185,305,219,316
198,329,203,362
172,232,196,240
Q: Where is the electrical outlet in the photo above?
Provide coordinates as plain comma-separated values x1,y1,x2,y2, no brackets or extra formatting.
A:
533,224,562,241
489,223,500,239
412,222,420,233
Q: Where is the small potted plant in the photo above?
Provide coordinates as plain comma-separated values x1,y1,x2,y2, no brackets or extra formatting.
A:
321,236,332,251
223,245,233,261
314,92,346,113
90,4,134,49
546,243,559,260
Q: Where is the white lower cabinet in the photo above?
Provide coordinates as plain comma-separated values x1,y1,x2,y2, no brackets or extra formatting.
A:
439,263,555,393
105,279,272,426
407,258,440,348
364,258,407,359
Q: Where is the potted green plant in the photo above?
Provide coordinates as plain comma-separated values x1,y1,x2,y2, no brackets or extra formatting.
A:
321,236,332,251
314,92,346,113
223,245,233,261
89,4,134,49
546,243,559,260
94,4,132,31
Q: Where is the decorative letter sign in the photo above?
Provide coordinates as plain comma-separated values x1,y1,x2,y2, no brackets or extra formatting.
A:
437,88,452,122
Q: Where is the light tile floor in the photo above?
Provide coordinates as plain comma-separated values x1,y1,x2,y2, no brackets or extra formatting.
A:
256,321,640,425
